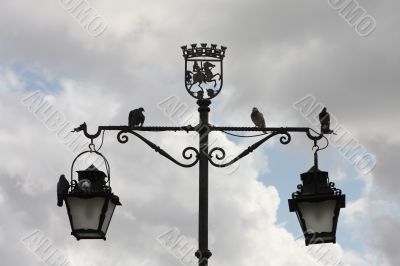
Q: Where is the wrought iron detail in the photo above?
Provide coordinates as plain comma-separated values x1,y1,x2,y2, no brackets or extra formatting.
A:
329,182,342,195
279,132,291,145
305,128,324,142
211,126,323,142
182,43,226,100
208,131,292,168
117,130,199,168
292,184,304,199
73,124,324,169
73,124,196,140
70,150,112,193
182,43,226,59
195,249,212,259
62,43,339,262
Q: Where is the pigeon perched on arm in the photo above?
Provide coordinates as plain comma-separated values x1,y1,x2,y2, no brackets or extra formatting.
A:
251,107,267,133
57,175,70,207
319,107,334,134
128,108,145,128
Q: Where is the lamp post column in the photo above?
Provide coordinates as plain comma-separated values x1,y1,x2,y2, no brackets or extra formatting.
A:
196,98,212,266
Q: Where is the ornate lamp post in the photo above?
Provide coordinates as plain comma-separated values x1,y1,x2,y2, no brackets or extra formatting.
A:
58,44,345,265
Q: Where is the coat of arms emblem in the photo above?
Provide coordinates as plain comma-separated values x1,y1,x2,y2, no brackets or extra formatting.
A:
182,44,226,99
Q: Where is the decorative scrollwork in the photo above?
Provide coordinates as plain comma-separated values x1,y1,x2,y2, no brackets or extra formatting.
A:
292,184,303,199
209,147,226,160
306,128,323,142
182,147,200,161
208,131,293,168
117,130,199,168
74,123,330,170
329,182,342,195
279,132,292,145
117,131,129,143
182,43,226,100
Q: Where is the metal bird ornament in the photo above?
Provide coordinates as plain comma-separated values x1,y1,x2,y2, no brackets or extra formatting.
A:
128,107,145,128
57,174,70,207
71,122,87,133
251,107,267,133
319,107,334,134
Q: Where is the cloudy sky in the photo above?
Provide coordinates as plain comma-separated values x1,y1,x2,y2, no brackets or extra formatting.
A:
0,0,399,265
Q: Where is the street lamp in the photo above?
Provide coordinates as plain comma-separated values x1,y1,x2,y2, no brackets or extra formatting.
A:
60,150,121,240
288,151,345,245
58,43,345,265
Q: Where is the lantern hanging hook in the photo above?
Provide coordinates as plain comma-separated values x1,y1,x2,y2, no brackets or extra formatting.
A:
312,140,319,152
87,131,105,152
89,139,96,152
312,140,320,169
310,132,329,169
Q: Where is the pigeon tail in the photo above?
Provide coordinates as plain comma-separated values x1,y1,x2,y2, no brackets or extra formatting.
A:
57,194,63,207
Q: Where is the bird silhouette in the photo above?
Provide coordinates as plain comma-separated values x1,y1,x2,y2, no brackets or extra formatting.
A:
319,107,334,134
128,108,145,128
251,107,267,133
57,174,70,207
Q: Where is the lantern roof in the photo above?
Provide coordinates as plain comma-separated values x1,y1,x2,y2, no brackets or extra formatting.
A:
77,164,107,177
306,165,319,172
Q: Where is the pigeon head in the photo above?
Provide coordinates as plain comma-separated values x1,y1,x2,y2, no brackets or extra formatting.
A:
321,107,327,113
252,107,258,112
139,107,144,112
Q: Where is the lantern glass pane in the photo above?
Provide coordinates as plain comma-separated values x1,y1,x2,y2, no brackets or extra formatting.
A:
298,200,336,233
67,197,106,230
101,200,116,233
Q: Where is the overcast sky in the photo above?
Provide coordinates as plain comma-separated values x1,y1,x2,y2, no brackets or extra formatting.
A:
0,0,399,265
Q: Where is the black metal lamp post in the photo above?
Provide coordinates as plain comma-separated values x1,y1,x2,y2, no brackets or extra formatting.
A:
62,151,121,240
58,44,345,265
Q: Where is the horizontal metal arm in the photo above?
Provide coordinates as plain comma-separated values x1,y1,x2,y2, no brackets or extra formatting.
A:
210,126,323,141
80,125,196,139
74,123,324,168
211,126,311,131
75,123,321,142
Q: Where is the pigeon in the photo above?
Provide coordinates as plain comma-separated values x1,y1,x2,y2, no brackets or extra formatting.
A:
319,107,334,134
251,107,267,133
57,174,70,207
128,107,145,128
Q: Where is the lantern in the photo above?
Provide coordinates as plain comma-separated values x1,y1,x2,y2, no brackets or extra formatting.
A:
58,151,121,240
288,157,345,245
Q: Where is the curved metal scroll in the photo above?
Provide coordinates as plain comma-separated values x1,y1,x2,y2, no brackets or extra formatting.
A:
208,131,292,168
291,184,304,199
305,128,324,142
329,182,342,195
117,130,199,168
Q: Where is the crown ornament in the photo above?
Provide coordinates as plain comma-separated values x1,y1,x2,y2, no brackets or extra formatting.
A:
181,43,227,60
